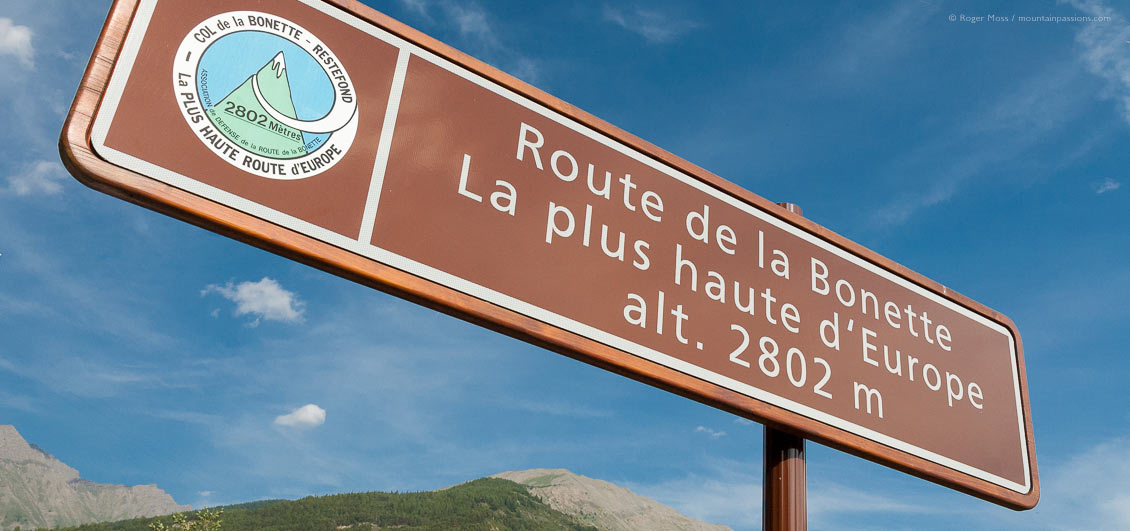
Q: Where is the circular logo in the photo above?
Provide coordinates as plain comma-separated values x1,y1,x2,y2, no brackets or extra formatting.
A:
173,11,358,180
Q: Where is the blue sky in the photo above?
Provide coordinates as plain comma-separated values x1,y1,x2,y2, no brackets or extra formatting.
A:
2,0,1129,529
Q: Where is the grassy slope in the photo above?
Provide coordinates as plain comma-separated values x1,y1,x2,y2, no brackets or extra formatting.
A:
58,478,598,531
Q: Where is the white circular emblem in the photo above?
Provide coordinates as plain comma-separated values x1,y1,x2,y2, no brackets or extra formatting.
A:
173,11,358,180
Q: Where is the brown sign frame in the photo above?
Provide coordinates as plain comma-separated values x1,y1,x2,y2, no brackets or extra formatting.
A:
61,0,1038,509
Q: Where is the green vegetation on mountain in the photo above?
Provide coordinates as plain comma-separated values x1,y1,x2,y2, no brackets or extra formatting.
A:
59,478,598,531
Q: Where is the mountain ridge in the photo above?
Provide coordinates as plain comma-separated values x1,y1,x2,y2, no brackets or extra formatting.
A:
494,468,731,531
54,471,731,531
2,425,729,530
0,425,188,530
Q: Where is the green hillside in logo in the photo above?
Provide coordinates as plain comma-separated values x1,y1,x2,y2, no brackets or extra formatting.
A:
206,52,308,159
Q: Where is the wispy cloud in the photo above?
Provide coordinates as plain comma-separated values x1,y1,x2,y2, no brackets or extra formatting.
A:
0,390,38,413
870,63,1092,227
0,353,178,399
0,18,34,68
396,0,430,18
827,2,938,78
444,2,499,48
1013,267,1130,353
628,468,760,529
635,436,1130,530
601,5,698,44
0,212,179,352
445,2,540,82
512,400,613,419
274,404,326,430
1067,0,1130,126
993,438,1130,530
202,278,305,326
1096,177,1121,194
808,1,1130,229
6,160,66,196
630,456,939,531
694,425,726,439
809,481,936,516
148,409,224,426
394,1,539,83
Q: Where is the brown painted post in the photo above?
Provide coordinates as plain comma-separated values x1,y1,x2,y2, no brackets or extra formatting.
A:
763,426,807,531
764,202,807,531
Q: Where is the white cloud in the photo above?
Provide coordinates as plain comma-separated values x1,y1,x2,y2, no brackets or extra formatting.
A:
202,277,305,326
7,160,66,196
274,404,326,429
0,18,34,68
1068,1,1130,126
602,6,698,44
1096,177,1121,194
694,425,726,439
198,490,214,497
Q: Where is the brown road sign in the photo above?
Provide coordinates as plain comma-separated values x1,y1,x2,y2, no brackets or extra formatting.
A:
62,0,1038,509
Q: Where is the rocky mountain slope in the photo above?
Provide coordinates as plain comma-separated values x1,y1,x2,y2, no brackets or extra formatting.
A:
494,468,731,531
0,425,188,530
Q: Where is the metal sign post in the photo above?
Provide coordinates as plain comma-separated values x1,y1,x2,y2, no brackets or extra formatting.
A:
764,426,806,531
762,203,808,531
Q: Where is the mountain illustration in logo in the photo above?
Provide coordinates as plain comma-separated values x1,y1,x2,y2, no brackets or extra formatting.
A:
205,52,309,159
177,13,358,179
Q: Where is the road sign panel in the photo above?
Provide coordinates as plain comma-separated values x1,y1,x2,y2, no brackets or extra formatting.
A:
62,0,1038,509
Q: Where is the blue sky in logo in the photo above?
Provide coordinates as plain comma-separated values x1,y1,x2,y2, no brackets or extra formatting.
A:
2,1,1130,530
196,30,332,147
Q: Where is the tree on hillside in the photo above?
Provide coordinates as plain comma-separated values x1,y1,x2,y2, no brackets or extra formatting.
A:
147,507,222,531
